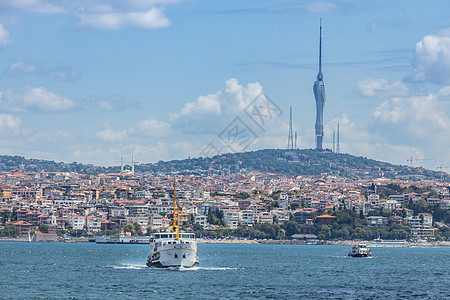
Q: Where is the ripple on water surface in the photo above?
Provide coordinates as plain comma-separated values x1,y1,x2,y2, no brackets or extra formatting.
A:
0,242,449,299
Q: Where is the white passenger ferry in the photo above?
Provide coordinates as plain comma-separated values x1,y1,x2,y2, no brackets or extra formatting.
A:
348,244,371,257
368,238,409,247
146,232,198,268
146,180,199,268
95,232,149,244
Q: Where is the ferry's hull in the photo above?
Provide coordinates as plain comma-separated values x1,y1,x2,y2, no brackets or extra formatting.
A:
348,253,371,257
147,247,199,268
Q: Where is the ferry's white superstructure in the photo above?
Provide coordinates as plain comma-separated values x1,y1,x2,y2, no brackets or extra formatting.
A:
146,179,199,268
348,244,371,257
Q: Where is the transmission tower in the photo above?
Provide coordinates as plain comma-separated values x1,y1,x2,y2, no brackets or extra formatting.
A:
287,106,294,150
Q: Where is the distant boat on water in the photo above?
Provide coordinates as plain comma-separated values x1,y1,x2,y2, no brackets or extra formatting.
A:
95,232,149,244
368,238,409,247
348,244,371,257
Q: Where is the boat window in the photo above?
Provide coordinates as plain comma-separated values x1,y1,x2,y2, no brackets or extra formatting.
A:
161,234,168,238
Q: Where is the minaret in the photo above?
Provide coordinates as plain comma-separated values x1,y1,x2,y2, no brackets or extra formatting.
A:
287,106,294,150
313,18,326,151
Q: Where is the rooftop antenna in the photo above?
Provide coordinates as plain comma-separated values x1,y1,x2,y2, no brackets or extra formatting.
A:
121,156,124,173
131,155,135,175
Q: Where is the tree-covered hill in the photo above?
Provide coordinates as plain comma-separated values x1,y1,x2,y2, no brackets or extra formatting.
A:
137,149,445,180
0,149,446,180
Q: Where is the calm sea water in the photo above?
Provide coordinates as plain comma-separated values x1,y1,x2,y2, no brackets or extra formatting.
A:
0,242,449,299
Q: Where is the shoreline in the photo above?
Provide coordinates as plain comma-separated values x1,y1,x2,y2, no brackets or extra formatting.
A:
197,238,450,247
2,237,449,247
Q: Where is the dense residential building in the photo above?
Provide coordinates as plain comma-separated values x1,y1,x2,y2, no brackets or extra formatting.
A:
0,167,447,242
223,210,240,229
66,215,85,230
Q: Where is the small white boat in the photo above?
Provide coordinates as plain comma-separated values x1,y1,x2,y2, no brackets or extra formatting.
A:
348,244,371,257
146,180,199,268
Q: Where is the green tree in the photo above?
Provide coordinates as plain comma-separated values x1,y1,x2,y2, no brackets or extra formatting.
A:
281,220,299,237
124,222,143,236
235,192,250,199
317,225,331,240
289,202,300,210
207,210,224,226
0,225,20,237
416,199,428,213
38,224,48,233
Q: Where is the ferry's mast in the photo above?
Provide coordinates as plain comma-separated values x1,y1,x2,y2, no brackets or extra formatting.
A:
171,179,177,232
173,179,180,240
176,194,180,241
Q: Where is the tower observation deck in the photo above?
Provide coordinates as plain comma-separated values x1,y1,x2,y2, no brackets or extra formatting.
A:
313,19,326,150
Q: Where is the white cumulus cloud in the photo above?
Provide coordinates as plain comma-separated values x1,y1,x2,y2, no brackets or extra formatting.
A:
0,87,75,112
0,24,12,46
131,119,171,137
409,30,450,84
22,87,75,111
372,94,449,134
170,78,265,134
0,0,66,13
6,62,38,75
0,113,21,134
96,125,128,142
77,8,170,30
352,77,409,98
1,0,181,30
368,92,450,167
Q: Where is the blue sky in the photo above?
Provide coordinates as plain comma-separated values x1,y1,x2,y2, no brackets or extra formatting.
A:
0,0,449,170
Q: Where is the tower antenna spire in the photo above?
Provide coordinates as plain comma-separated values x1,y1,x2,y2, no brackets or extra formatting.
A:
318,18,322,77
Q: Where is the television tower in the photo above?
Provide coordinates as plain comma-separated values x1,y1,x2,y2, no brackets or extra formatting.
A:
287,106,294,150
313,19,327,151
